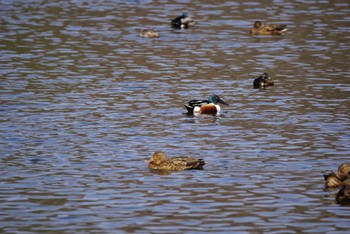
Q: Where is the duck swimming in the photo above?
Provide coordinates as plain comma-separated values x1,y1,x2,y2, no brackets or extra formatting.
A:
184,94,229,115
323,163,350,188
253,72,274,89
336,185,350,206
249,21,287,35
140,28,159,38
338,163,350,175
324,171,350,188
171,13,195,29
145,151,206,171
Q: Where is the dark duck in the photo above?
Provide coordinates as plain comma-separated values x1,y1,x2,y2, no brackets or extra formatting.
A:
171,13,194,29
253,72,274,89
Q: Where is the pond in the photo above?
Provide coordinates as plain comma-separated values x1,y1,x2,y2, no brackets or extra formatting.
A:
1,0,350,233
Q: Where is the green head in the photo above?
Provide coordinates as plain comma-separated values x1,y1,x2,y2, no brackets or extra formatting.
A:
208,95,229,105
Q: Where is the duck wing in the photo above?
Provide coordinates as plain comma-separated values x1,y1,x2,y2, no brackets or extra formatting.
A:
168,157,206,170
173,157,206,169
187,99,210,107
171,15,183,28
184,99,210,114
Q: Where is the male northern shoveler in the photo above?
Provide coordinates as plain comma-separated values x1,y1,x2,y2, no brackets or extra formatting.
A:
140,28,159,38
171,13,195,29
249,21,288,35
253,72,274,89
184,94,229,115
145,151,206,171
336,185,350,205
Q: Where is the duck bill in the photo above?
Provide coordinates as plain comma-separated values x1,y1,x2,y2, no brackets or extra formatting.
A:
219,99,229,106
144,159,151,163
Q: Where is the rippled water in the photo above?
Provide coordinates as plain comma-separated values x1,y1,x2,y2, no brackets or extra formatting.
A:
1,0,350,232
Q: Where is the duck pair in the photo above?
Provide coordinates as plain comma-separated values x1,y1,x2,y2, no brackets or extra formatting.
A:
140,13,194,38
324,163,350,206
184,72,274,115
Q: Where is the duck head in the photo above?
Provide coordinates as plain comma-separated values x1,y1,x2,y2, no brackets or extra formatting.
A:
181,13,188,19
253,21,263,29
262,72,269,79
208,95,229,106
145,151,167,165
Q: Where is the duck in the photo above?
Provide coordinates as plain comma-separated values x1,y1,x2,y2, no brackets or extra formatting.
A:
336,185,350,205
249,21,288,35
145,151,206,171
338,163,350,175
253,72,274,89
171,13,195,29
324,171,350,188
140,28,159,38
184,94,229,115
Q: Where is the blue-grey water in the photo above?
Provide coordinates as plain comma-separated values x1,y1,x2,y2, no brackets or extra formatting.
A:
1,0,350,233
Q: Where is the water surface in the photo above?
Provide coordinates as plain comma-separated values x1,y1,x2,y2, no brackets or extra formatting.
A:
1,0,350,233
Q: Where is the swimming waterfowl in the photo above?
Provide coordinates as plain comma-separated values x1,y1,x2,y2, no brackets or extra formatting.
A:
338,163,350,175
324,171,350,188
253,72,274,89
171,13,194,29
249,21,288,35
145,151,206,171
140,28,159,38
184,94,229,115
336,185,350,206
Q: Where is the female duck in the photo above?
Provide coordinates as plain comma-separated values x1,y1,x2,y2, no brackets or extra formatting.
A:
140,28,159,38
171,13,195,29
145,151,206,171
336,185,350,206
324,171,350,188
253,72,274,89
184,94,229,115
250,21,287,35
324,163,350,188
338,163,350,174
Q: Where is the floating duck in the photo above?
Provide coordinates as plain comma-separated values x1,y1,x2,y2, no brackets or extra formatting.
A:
171,13,194,29
336,185,350,205
249,21,288,35
324,171,350,188
253,72,274,89
324,163,350,188
184,94,229,115
140,28,159,38
145,151,206,171
338,163,350,175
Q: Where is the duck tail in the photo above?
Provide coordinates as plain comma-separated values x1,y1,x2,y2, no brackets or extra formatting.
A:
184,104,194,115
276,25,288,32
197,159,206,169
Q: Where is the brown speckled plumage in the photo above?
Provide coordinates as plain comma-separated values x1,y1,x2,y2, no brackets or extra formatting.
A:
324,171,350,188
146,151,206,171
249,21,287,35
323,163,350,188
338,163,350,175
336,185,350,206
140,28,159,38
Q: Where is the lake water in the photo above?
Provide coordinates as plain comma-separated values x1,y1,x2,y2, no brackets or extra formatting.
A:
1,0,350,233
